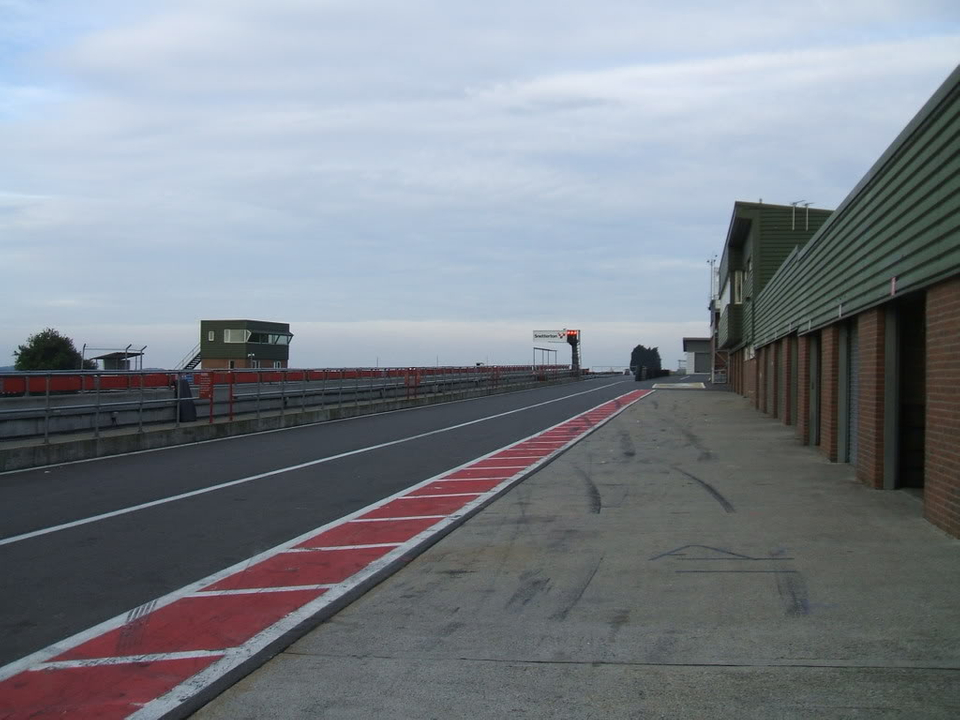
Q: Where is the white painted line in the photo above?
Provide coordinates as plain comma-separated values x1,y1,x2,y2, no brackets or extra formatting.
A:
283,543,401,552
349,515,448,523
452,465,529,470
397,493,480,499
484,455,543,459
36,650,227,670
438,476,511,481
0,383,620,548
191,586,335,597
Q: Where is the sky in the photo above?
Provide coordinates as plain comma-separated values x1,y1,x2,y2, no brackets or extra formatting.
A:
1,1,958,370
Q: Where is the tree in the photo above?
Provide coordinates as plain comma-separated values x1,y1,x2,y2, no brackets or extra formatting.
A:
14,328,96,371
629,344,662,374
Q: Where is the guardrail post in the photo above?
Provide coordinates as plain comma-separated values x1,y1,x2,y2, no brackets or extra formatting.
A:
280,369,286,421
300,369,307,413
338,370,344,412
175,372,181,429
256,370,262,426
44,374,51,445
138,371,144,434
93,373,101,444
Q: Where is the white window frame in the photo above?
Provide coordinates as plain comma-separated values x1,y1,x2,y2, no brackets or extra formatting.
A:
223,329,251,343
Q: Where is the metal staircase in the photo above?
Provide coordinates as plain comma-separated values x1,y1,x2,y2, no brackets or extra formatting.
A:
176,344,202,370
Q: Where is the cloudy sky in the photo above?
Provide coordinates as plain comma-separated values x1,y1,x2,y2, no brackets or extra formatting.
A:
1,1,958,370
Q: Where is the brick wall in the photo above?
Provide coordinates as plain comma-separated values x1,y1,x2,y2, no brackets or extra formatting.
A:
796,335,811,444
744,354,757,405
820,326,840,462
757,346,767,412
856,308,886,488
925,277,960,538
780,337,792,426
770,341,779,418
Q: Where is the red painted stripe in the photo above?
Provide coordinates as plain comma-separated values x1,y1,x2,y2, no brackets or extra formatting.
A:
297,518,440,548
488,449,550,458
360,494,479,519
55,591,323,660
0,656,219,720
467,458,533,469
407,480,501,496
443,467,515,479
204,547,393,591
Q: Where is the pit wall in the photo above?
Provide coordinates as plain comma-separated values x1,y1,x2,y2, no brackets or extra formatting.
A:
0,367,581,473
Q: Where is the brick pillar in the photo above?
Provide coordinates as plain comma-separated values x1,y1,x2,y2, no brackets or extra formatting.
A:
781,337,792,426
771,342,779,418
757,346,766,412
925,278,960,538
796,335,811,444
738,351,744,396
730,353,743,395
856,308,886,488
737,351,743,396
820,325,840,462
744,354,757,404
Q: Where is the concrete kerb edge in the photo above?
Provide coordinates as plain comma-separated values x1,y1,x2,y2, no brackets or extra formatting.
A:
140,387,654,719
0,377,583,474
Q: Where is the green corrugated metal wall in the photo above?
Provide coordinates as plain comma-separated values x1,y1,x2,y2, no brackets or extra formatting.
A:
754,67,960,348
741,232,754,349
756,205,833,289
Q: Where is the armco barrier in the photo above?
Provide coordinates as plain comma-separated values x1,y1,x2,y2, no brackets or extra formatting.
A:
0,365,578,470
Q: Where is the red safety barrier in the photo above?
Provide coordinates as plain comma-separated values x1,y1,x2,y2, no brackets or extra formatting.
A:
0,365,572,397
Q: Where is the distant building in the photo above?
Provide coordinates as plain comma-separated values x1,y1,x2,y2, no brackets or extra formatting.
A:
712,200,833,384
681,338,712,374
90,350,145,371
198,320,293,369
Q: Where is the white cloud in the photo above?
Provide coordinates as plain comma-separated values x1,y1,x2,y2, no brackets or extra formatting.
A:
0,2,957,369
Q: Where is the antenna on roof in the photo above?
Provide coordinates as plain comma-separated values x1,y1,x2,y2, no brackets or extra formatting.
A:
790,200,806,230
802,201,814,231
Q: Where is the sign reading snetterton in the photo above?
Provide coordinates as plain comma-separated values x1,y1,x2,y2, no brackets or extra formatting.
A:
533,330,567,344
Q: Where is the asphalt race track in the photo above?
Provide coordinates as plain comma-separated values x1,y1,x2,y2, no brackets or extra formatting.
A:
0,375,643,667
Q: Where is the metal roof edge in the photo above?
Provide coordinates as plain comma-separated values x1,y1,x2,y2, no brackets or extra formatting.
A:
793,63,960,262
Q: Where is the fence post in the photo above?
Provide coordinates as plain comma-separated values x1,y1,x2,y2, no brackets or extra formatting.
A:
301,369,307,413
138,371,144,434
256,370,262,426
93,373,101,445
44,374,51,445
280,369,286,421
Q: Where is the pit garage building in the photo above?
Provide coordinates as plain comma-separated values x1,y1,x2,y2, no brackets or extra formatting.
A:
711,65,960,539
